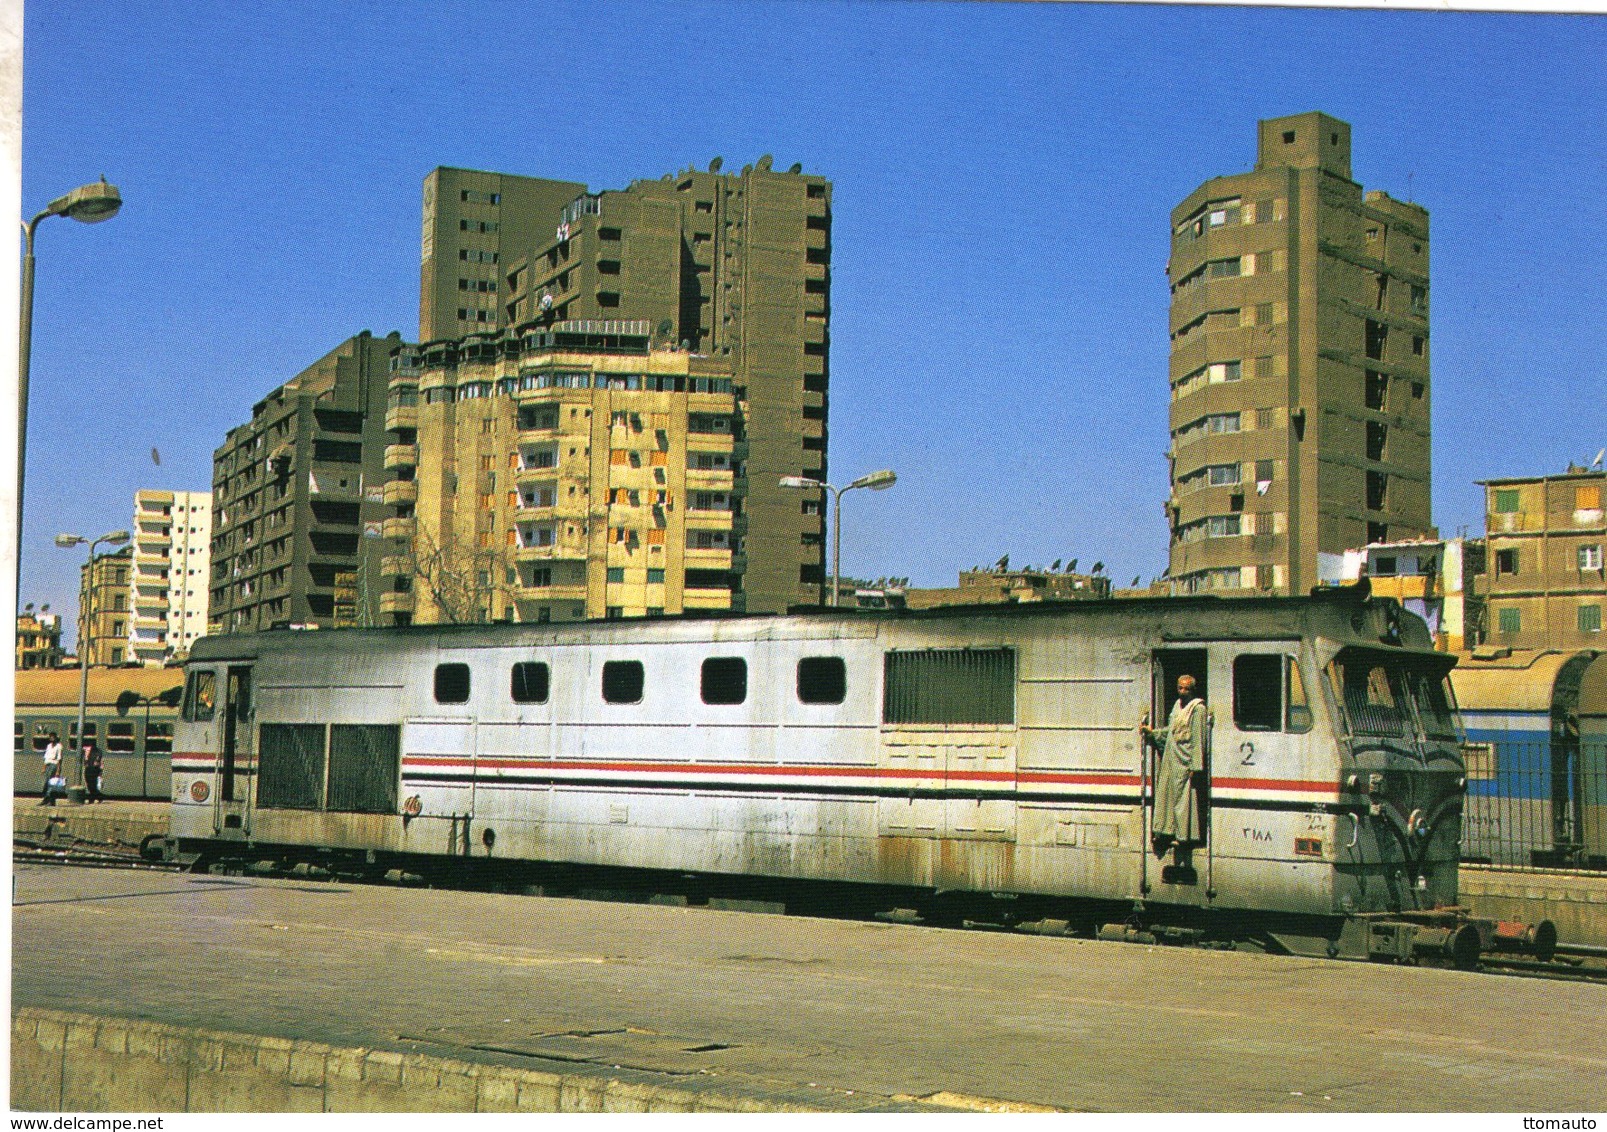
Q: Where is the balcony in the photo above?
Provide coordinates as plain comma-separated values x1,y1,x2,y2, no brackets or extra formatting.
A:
684,547,732,569
682,587,734,611
685,468,734,491
384,404,418,432
383,443,418,471
380,554,412,577
382,480,418,506
379,592,415,616
380,516,416,540
514,582,588,602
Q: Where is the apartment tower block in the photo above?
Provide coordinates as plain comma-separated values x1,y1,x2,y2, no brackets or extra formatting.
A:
417,159,830,614
1166,112,1432,595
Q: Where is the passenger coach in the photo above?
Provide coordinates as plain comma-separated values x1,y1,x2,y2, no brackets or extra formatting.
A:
168,586,1482,958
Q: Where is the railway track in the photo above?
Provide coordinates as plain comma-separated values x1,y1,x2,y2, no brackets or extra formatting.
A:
18,842,1607,984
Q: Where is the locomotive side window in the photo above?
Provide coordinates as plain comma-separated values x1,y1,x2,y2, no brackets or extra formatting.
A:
258,723,327,810
797,657,847,705
511,661,550,704
328,725,400,813
701,657,747,705
434,663,471,704
183,670,217,721
602,660,645,704
1233,655,1283,731
1286,660,1313,733
1231,655,1311,733
883,648,1014,725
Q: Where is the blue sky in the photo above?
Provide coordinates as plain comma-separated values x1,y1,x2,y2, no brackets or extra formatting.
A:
21,1,1607,629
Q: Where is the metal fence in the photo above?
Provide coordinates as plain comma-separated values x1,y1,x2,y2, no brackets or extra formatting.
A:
1460,739,1607,870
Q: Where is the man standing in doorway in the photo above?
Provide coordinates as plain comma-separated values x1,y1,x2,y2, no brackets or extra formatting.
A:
1142,675,1207,857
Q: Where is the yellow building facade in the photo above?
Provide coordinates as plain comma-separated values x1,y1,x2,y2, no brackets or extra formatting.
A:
384,325,751,623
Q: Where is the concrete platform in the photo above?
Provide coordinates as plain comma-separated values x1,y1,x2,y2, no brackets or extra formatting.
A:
11,863,1607,1113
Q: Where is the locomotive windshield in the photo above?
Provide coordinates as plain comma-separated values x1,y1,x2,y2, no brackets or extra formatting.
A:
1328,649,1459,741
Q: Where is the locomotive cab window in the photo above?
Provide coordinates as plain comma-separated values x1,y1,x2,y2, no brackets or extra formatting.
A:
602,660,644,704
434,663,471,704
701,657,747,705
1232,655,1312,733
182,670,217,721
797,656,847,704
511,661,550,704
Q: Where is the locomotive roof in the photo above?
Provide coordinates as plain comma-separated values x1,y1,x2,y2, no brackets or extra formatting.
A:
186,582,1441,662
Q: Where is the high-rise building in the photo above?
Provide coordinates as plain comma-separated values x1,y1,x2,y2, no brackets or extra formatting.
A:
128,489,212,664
1480,467,1606,649
210,332,400,633
1166,113,1432,595
419,158,829,613
380,325,755,624
79,545,131,666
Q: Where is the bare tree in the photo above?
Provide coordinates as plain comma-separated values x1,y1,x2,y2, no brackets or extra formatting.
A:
407,524,514,625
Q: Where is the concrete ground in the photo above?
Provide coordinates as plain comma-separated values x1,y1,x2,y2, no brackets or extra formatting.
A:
11,862,1607,1113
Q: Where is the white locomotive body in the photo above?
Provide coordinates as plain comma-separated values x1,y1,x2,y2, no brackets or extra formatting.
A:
169,589,1477,954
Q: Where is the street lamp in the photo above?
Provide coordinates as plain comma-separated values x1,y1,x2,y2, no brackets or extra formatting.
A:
57,529,130,790
19,180,123,606
779,469,897,607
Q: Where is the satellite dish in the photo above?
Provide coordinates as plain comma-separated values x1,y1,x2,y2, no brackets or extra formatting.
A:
151,448,161,466
788,162,802,174
657,318,675,336
756,155,773,172
709,157,723,173
1593,448,1605,470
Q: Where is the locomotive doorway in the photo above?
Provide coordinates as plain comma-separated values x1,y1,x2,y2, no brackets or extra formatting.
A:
213,665,254,837
1149,648,1211,858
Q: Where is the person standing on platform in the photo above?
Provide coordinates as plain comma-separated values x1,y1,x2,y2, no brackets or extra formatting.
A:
83,742,105,803
40,735,63,805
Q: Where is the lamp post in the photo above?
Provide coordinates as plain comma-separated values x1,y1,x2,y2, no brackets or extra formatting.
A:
779,469,897,606
19,180,123,607
57,529,130,789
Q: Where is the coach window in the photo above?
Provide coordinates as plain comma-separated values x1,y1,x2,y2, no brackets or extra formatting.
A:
701,657,747,705
602,660,644,704
106,721,137,754
511,661,550,704
183,670,217,722
434,663,471,704
797,656,847,704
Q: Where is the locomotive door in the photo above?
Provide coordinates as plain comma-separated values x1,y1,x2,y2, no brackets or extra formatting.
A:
1149,649,1211,892
213,665,254,837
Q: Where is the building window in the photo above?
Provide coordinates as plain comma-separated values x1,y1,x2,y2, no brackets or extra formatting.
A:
1498,607,1522,635
647,568,665,584
1581,545,1604,571
1207,258,1241,279
1494,489,1521,514
1581,605,1603,634
1578,485,1603,511
606,567,625,583
1495,548,1520,575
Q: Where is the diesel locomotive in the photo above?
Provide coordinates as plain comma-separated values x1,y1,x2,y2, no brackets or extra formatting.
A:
163,584,1538,963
